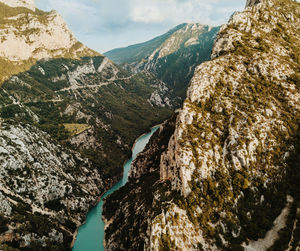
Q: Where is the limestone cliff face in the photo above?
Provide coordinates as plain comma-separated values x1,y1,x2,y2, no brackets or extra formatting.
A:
158,0,300,249
161,0,299,197
104,0,300,250
0,1,175,249
103,116,177,251
0,121,103,248
0,0,99,83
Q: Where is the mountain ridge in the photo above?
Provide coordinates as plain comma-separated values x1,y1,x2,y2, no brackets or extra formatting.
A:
104,23,210,64
105,23,220,99
0,1,99,84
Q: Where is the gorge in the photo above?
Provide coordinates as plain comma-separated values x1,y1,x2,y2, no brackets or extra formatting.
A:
0,0,299,250
73,126,159,251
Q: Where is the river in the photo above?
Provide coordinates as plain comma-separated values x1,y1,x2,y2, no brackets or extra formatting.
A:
72,126,159,251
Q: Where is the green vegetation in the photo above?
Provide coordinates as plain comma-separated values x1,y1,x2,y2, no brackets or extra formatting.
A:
0,2,48,26
101,0,300,249
44,199,65,211
0,244,19,251
0,2,47,84
169,0,300,248
151,27,220,98
104,24,190,64
0,56,172,180
103,116,177,250
0,58,36,85
158,232,176,251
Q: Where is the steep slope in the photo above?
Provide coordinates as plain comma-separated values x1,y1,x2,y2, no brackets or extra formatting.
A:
103,115,177,251
0,48,174,251
0,121,103,249
0,0,99,84
0,55,174,186
103,0,300,250
105,24,220,98
105,24,189,65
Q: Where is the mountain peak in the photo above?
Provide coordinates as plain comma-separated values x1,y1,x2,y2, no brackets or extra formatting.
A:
0,0,35,11
0,0,100,84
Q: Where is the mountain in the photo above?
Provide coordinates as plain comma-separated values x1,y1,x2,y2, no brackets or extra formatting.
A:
105,23,220,98
0,0,176,249
0,0,98,84
103,0,300,250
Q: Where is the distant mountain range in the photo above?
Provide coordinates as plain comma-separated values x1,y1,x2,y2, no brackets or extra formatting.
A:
105,23,220,99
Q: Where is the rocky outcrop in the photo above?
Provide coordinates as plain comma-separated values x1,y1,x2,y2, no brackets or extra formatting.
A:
0,121,103,248
0,1,99,83
0,54,174,185
245,0,261,7
158,0,299,248
0,0,176,249
104,0,300,250
0,54,174,248
161,0,300,196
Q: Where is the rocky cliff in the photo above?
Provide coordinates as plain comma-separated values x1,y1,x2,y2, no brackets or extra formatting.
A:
0,121,104,249
0,0,99,83
103,115,177,250
103,0,300,250
105,23,220,99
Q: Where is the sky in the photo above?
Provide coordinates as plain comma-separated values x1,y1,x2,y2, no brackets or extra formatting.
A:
35,0,245,53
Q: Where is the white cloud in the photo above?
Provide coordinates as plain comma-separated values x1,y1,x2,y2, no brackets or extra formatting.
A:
128,0,242,26
130,4,165,23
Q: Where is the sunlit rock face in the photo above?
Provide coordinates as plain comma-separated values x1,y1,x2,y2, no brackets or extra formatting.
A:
0,0,175,249
0,0,98,83
0,6,96,62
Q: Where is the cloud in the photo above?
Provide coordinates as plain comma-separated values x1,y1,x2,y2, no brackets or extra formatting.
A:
35,0,244,52
128,0,239,25
130,4,165,23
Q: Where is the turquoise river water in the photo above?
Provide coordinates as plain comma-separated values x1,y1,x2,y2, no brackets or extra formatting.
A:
73,126,159,251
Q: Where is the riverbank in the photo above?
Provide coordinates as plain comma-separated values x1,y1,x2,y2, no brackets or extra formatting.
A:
71,125,161,249
72,126,160,251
